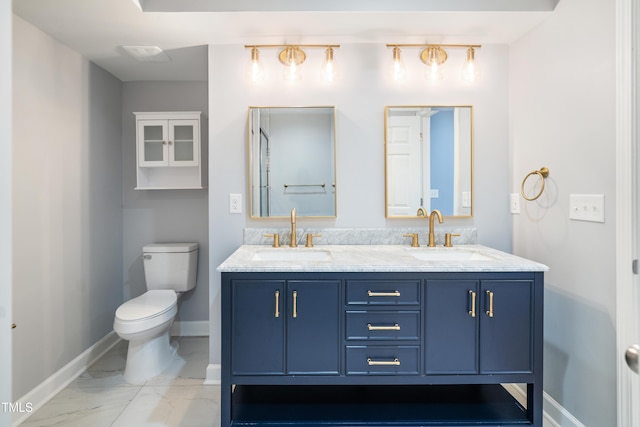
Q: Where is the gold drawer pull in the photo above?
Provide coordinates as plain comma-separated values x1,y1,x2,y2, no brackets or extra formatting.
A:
367,323,401,331
367,290,401,297
367,358,400,366
468,290,476,318
274,290,280,318
292,291,298,318
486,290,494,318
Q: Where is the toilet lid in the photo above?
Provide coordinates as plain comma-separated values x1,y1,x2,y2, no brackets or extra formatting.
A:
116,290,177,321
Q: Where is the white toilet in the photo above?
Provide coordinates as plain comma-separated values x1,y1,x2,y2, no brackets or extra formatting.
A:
114,242,198,383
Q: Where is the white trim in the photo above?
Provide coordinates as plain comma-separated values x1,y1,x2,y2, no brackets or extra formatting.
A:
11,332,120,427
170,320,209,337
502,384,584,427
616,0,640,426
204,363,221,385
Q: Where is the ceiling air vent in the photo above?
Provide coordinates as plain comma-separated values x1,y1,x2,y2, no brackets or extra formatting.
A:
121,45,171,62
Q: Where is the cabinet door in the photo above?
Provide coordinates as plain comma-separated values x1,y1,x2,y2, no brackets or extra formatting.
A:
231,280,285,375
286,280,341,375
168,119,199,167
480,280,533,373
425,280,479,374
137,120,169,167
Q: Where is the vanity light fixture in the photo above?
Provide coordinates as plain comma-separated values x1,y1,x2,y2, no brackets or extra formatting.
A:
246,47,265,83
244,44,340,83
461,47,480,82
387,44,481,82
389,46,407,81
321,47,339,83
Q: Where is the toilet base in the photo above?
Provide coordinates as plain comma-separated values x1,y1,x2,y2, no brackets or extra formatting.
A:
123,330,178,383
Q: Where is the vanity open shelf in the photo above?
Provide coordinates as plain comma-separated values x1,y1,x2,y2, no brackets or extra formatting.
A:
231,384,531,426
220,258,545,427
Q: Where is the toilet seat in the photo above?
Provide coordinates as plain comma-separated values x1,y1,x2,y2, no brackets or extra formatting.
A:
114,290,177,336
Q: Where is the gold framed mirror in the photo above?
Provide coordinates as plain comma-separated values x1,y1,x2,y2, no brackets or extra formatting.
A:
385,105,473,218
249,106,337,218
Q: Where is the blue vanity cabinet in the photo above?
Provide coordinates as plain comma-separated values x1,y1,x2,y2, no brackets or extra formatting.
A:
479,280,534,374
229,278,341,376
425,279,534,374
425,280,479,374
286,280,341,375
221,270,544,427
230,280,285,375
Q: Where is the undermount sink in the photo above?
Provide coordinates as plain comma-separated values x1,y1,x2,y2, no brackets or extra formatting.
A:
251,249,332,262
405,248,497,262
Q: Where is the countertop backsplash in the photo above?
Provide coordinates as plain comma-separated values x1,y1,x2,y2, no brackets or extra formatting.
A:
243,227,478,246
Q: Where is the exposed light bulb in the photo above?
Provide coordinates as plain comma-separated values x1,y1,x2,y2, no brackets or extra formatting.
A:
425,62,443,81
281,46,304,82
321,47,339,83
389,47,406,81
245,47,265,83
461,47,480,82
423,46,445,82
284,62,302,81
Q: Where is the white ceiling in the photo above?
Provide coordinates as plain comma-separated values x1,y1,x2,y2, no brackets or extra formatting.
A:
12,0,558,82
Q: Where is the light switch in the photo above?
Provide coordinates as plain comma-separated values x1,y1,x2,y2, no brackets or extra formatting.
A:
569,194,604,223
510,193,520,214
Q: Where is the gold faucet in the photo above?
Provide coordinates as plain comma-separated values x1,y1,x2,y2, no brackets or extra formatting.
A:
417,207,443,247
290,208,297,247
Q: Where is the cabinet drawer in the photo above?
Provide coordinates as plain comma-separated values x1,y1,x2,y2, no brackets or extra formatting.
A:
346,311,420,341
346,280,420,305
346,346,420,375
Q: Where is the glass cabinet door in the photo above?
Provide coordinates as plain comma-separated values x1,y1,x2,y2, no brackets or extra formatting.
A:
169,119,199,167
138,120,169,167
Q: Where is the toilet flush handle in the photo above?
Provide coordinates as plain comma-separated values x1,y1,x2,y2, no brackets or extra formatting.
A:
143,255,152,260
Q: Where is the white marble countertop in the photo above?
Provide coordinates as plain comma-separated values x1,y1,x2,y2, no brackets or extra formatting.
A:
217,244,549,273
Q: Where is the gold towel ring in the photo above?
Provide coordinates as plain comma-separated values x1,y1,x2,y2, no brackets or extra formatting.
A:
521,167,550,201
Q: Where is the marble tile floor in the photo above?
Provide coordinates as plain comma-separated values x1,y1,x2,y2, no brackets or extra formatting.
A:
19,337,553,427
20,337,220,427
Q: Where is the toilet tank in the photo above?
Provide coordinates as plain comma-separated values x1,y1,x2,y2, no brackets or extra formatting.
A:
142,243,199,292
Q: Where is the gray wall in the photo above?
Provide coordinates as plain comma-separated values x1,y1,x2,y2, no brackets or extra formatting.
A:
510,0,617,425
12,16,123,399
122,81,209,323
0,1,12,423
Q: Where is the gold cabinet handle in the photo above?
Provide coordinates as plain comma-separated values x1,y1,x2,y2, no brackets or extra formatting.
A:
367,358,400,366
11,323,16,329
274,290,280,318
292,291,298,318
486,290,494,318
468,290,476,317
367,290,401,297
367,323,401,331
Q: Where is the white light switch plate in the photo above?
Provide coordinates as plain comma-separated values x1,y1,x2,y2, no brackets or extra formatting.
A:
569,194,604,223
510,193,520,214
229,193,242,214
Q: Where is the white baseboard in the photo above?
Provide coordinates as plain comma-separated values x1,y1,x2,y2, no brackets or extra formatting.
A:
204,363,221,385
12,332,120,427
502,383,585,427
170,320,209,337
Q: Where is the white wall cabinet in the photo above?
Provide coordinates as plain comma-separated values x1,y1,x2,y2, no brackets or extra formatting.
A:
134,111,206,189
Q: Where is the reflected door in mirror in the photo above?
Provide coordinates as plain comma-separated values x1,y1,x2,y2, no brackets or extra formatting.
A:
385,106,473,218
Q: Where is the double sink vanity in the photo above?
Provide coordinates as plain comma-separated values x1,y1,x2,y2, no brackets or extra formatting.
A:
219,105,547,425
219,237,547,427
